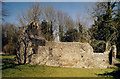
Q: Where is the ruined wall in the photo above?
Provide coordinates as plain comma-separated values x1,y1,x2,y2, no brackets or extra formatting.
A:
30,42,112,68
16,22,118,68
16,22,45,64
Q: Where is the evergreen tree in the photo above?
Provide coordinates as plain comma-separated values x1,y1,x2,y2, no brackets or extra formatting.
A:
78,22,84,42
59,25,63,41
41,20,53,41
61,28,79,42
88,2,118,52
114,2,120,57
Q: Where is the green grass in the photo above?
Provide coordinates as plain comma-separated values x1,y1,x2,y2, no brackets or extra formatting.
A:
1,55,16,59
116,58,120,62
0,55,117,77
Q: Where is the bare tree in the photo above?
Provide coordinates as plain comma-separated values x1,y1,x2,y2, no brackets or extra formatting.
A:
1,2,9,53
64,14,74,31
17,3,43,26
75,14,90,42
43,6,57,41
44,6,56,30
57,11,65,41
44,7,56,22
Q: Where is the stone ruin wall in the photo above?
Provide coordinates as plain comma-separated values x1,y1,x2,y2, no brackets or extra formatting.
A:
30,42,113,68
16,22,118,68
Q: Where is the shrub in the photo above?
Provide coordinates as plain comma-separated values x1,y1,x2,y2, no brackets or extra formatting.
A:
90,39,106,53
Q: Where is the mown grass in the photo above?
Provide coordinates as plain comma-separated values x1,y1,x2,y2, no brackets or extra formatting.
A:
0,55,117,77
1,55,15,59
116,58,120,62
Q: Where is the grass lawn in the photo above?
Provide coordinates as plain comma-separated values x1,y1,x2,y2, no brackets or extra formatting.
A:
0,55,119,77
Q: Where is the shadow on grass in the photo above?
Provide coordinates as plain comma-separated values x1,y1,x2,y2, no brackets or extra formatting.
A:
98,63,120,79
0,55,21,71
